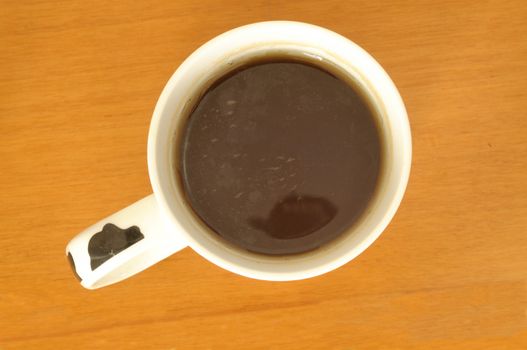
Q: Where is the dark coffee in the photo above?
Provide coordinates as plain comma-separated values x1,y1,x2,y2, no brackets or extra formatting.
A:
177,57,382,255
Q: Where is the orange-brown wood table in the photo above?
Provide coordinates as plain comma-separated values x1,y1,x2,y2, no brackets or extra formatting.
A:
1,1,526,349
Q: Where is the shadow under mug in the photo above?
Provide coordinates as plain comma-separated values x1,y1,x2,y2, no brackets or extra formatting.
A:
66,21,412,289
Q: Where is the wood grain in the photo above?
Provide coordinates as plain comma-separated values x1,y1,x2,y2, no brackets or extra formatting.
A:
1,1,526,349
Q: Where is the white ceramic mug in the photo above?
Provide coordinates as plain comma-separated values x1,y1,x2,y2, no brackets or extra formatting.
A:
66,21,411,289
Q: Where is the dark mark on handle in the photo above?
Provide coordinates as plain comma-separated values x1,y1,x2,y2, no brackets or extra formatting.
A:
88,223,144,270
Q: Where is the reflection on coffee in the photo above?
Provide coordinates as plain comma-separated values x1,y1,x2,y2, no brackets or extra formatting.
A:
177,58,382,255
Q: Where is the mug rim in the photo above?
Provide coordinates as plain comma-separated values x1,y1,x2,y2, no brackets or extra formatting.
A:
147,21,411,280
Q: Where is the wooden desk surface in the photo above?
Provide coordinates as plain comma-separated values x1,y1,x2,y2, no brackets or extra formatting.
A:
1,1,526,349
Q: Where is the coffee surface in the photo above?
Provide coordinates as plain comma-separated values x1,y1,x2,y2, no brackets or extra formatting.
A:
178,61,382,255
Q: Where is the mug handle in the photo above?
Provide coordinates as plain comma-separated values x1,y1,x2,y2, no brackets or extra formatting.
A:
66,194,187,289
